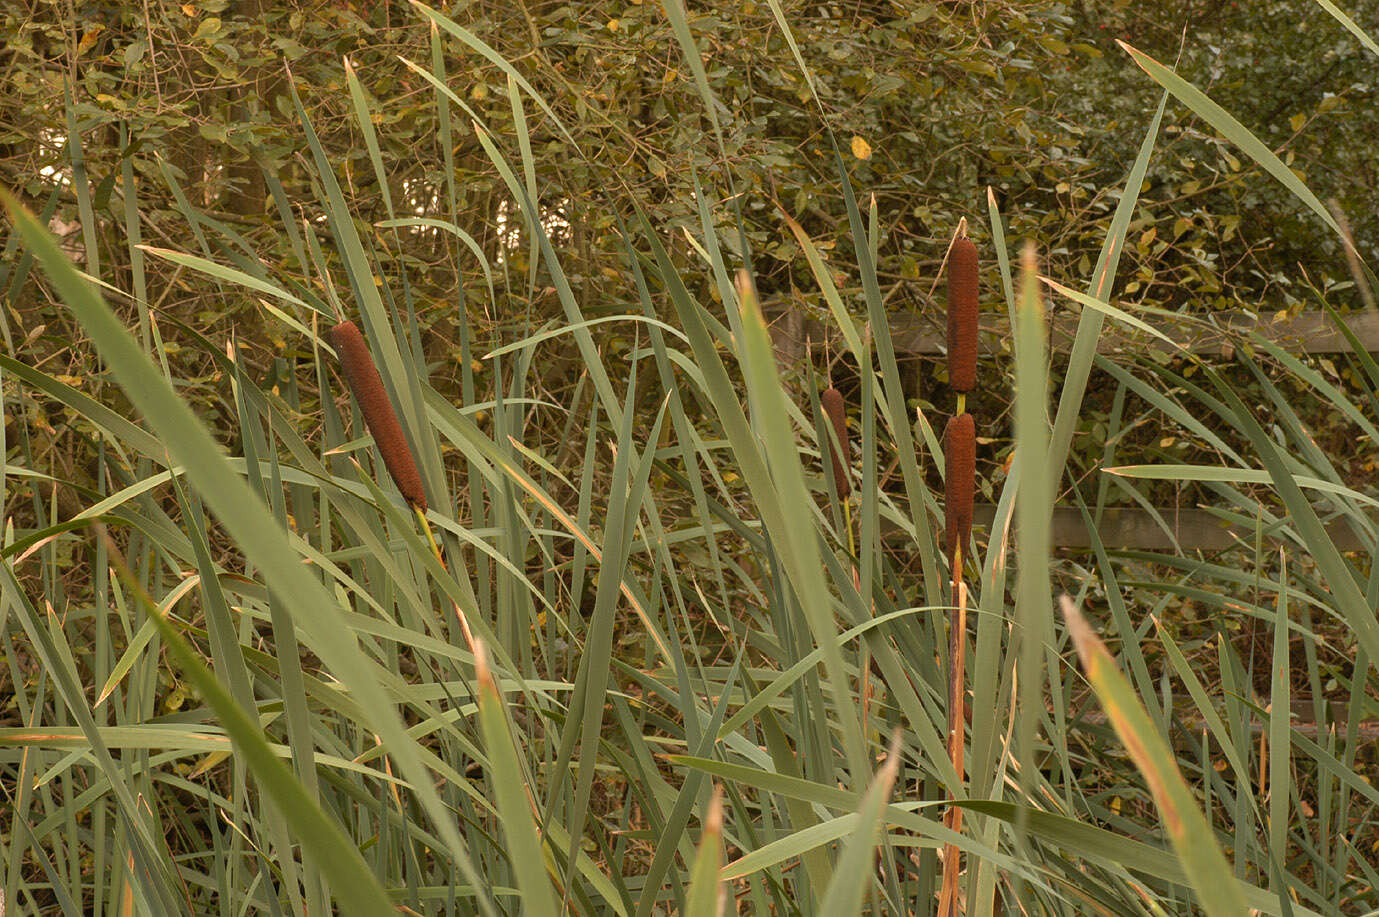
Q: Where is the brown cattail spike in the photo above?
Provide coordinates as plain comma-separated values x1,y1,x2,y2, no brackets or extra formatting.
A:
820,387,851,498
943,412,975,574
329,321,427,511
947,236,980,394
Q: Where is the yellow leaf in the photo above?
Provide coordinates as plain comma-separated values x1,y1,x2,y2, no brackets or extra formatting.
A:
607,18,620,31
190,751,231,778
77,26,103,54
851,135,873,160
1289,112,1306,132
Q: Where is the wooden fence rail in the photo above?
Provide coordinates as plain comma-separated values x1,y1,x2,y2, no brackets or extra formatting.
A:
776,308,1379,552
970,505,1369,553
885,308,1379,358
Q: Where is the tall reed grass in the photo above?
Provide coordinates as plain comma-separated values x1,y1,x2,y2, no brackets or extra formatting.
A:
2,4,1377,915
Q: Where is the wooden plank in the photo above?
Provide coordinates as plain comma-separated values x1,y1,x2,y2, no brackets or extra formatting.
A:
785,304,1379,549
967,505,1368,552
1075,700,1378,742
874,309,1379,357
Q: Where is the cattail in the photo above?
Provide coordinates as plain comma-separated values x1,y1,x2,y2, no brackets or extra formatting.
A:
944,412,975,572
947,236,980,394
329,320,427,511
820,387,851,498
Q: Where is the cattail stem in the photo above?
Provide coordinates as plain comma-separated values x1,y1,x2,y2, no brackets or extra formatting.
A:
417,504,441,557
329,320,427,512
416,504,477,653
938,573,969,917
939,413,975,917
843,500,855,560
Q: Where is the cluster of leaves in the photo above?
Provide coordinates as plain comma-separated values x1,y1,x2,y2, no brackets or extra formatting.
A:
7,2,1372,329
6,0,1376,504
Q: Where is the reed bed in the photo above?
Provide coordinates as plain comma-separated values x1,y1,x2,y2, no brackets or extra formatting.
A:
1,5,1376,915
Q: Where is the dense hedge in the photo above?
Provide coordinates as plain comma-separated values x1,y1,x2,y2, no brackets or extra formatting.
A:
5,1,1373,337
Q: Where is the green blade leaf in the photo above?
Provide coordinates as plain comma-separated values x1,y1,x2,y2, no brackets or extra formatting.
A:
474,645,560,917
1061,596,1248,917
818,733,901,916
683,788,725,917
